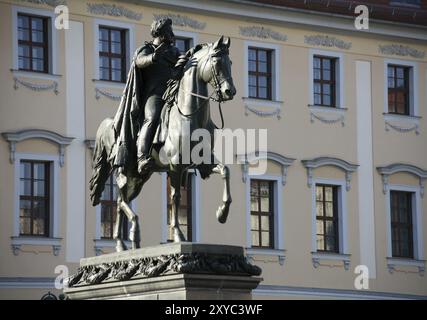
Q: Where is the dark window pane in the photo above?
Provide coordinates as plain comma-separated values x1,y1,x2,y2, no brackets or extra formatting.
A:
258,87,267,99
111,42,121,54
249,61,256,72
99,28,108,40
111,30,121,42
258,50,267,62
18,15,29,28
99,40,109,52
258,61,267,73
18,28,30,41
32,58,44,71
31,18,43,31
32,30,43,43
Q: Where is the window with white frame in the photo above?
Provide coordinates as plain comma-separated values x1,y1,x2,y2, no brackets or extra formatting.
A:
93,19,134,82
13,153,60,240
385,61,418,116
309,50,343,108
250,179,275,248
12,6,59,75
246,175,283,250
311,179,348,254
99,26,127,83
390,190,415,258
386,186,424,261
19,160,51,236
315,184,339,252
244,41,280,102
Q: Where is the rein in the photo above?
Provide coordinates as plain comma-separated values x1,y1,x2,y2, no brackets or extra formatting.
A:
176,51,228,129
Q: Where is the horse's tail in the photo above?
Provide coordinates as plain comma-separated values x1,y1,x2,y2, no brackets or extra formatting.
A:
89,119,113,206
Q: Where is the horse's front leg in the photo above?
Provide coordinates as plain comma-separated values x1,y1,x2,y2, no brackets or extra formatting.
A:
211,163,232,223
169,171,186,242
117,194,140,250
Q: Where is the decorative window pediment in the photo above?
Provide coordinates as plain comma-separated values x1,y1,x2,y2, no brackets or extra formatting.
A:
2,129,74,167
301,157,358,191
236,151,295,186
377,163,427,197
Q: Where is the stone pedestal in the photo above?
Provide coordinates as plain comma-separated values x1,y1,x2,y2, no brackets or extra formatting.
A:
63,243,262,300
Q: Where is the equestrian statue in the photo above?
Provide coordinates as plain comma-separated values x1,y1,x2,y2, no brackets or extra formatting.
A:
89,18,236,252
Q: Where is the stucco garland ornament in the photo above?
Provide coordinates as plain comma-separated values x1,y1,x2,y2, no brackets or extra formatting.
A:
385,121,419,135
310,112,345,126
245,104,281,119
13,77,58,95
95,88,123,101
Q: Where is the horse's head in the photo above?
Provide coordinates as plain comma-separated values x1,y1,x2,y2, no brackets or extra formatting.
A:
199,36,236,101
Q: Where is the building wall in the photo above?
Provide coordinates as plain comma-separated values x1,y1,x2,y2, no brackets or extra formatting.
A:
0,0,426,299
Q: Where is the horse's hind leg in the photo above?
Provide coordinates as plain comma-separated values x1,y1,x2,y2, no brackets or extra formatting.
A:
113,208,127,252
169,171,186,242
117,193,141,250
211,163,232,223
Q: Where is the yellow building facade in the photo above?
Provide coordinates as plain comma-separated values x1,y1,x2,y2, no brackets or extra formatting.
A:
0,0,426,299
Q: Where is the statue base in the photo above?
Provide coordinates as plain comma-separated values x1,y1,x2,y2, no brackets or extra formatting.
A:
63,243,262,300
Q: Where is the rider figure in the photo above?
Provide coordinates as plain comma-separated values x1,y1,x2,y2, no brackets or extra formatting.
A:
135,18,184,174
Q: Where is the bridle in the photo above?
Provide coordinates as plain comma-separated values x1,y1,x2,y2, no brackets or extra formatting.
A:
177,48,231,129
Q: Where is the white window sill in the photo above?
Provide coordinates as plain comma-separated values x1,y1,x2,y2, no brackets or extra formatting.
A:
94,239,131,256
11,236,62,256
92,79,126,90
383,113,420,135
11,69,62,81
387,257,425,275
308,105,347,126
311,252,351,270
243,97,283,119
246,248,286,265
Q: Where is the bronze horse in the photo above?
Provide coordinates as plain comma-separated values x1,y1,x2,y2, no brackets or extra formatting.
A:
90,36,236,251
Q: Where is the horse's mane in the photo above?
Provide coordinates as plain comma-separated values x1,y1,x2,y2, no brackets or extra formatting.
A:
162,43,210,105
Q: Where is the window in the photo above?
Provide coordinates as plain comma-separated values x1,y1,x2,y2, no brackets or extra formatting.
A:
19,160,50,236
167,175,192,241
175,37,191,55
17,13,49,73
313,56,337,107
390,191,414,258
100,174,127,239
99,26,126,82
250,180,274,248
388,65,411,115
316,184,339,253
248,47,272,100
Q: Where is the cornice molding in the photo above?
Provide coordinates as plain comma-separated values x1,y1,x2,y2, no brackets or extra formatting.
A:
236,151,295,186
18,0,66,7
239,26,287,42
377,163,427,197
153,13,206,30
304,35,352,50
2,129,74,167
301,157,358,191
87,3,142,21
379,44,425,59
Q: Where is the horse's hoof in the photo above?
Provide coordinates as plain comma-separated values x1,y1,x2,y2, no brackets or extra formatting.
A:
132,241,140,250
217,200,231,224
173,227,186,242
116,240,127,252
